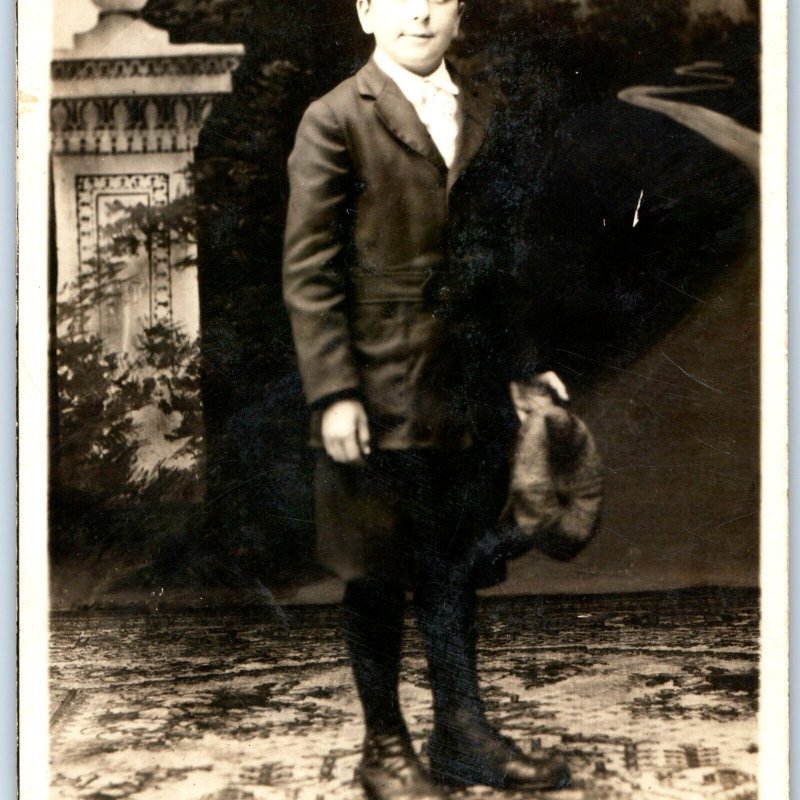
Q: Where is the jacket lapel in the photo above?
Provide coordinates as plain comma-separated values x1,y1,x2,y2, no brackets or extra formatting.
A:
447,79,494,193
357,58,446,171
355,57,495,185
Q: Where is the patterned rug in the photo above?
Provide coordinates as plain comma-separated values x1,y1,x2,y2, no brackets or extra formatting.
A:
50,588,758,800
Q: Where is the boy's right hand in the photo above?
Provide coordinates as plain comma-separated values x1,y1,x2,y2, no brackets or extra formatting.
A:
321,398,372,464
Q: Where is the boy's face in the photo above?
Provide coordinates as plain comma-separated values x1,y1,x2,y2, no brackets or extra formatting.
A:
356,0,463,77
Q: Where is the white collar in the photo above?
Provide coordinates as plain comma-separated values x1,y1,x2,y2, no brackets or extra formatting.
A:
373,48,459,106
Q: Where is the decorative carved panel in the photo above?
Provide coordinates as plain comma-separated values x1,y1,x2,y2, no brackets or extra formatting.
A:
51,94,218,155
76,173,171,354
52,55,243,81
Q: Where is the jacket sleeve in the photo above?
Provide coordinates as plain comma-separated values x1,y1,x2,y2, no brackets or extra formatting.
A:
283,98,360,407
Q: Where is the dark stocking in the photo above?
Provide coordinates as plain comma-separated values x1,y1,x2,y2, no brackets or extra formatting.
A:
415,572,524,788
342,579,406,735
413,572,489,737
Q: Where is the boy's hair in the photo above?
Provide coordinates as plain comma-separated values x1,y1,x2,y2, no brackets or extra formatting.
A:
358,0,466,6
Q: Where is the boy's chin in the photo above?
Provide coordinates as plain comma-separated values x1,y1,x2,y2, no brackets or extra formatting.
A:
396,54,445,76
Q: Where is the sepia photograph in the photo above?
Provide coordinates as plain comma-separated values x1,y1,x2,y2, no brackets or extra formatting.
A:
18,0,788,798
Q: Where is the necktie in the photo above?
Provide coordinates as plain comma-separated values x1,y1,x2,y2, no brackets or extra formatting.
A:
418,80,459,168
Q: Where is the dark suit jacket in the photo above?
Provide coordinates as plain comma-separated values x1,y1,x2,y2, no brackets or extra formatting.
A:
283,57,544,449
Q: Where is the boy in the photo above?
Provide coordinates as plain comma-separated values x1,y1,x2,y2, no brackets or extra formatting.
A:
283,1,570,797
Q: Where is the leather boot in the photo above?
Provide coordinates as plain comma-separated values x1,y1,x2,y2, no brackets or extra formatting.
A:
428,716,570,790
357,729,448,800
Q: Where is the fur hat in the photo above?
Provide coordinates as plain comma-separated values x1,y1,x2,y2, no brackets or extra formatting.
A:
497,381,603,562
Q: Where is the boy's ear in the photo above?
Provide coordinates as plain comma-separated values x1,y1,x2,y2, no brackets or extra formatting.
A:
446,0,467,41
452,2,465,40
356,0,373,35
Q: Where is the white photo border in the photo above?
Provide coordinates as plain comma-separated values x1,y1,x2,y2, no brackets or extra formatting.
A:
17,1,790,796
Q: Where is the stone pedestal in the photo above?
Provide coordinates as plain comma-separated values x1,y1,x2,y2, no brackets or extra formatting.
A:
51,0,244,482
51,0,244,353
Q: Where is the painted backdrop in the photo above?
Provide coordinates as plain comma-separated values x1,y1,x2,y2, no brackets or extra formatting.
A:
49,0,759,607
